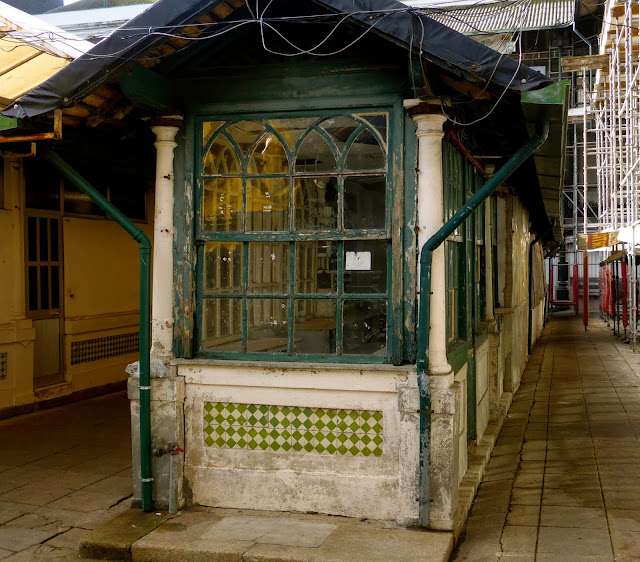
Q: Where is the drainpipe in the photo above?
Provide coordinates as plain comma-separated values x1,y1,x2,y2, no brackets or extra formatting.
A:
40,147,153,513
416,121,549,524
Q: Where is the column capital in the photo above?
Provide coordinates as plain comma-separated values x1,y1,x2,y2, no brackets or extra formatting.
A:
151,115,183,146
412,113,447,139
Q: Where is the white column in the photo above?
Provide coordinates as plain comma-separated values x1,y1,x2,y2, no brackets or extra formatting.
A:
150,116,182,372
412,111,452,382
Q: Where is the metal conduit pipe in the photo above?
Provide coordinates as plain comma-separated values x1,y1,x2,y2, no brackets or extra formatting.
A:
416,121,549,524
41,147,154,513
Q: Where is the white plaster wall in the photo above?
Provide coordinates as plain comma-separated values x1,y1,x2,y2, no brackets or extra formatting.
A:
180,362,420,525
475,339,489,442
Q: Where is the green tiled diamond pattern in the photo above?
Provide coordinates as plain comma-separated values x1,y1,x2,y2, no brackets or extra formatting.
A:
0,352,6,381
203,402,383,456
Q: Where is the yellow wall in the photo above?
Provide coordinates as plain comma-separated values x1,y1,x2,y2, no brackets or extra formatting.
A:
63,218,153,318
0,155,155,413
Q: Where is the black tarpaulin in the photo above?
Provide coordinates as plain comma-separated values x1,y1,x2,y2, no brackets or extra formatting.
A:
1,0,552,120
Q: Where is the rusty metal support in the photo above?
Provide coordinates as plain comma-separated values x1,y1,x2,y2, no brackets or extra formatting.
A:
0,109,61,143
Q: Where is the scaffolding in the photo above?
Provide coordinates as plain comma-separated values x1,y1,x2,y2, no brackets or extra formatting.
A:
590,0,640,348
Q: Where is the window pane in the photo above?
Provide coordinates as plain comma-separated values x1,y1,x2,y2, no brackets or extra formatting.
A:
319,116,359,147
247,178,289,231
270,117,316,150
296,241,337,294
202,298,242,351
247,299,288,352
355,113,388,145
345,129,386,171
51,266,60,310
294,177,337,230
294,299,336,353
226,120,264,155
344,240,387,294
63,182,104,216
249,242,289,295
204,242,242,293
40,266,49,309
27,217,37,261
28,266,38,311
247,133,289,175
202,178,242,232
204,134,241,175
295,130,336,173
344,176,385,229
39,218,48,261
202,121,224,148
50,219,59,262
343,300,386,355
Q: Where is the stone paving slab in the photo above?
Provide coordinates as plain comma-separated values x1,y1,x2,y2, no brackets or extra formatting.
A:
452,314,640,561
122,509,454,562
0,392,133,561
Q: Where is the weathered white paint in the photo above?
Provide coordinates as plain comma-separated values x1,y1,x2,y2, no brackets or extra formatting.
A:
151,119,182,372
179,362,420,525
409,109,452,381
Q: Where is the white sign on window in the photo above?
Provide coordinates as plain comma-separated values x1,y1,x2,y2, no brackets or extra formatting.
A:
345,251,371,271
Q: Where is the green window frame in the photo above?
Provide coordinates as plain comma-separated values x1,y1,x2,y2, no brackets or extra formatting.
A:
194,108,402,363
443,142,465,345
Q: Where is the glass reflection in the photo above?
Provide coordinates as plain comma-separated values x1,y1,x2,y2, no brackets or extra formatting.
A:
294,177,337,230
247,133,288,175
354,113,388,145
204,134,241,175
270,117,317,149
295,130,336,173
343,300,386,355
249,242,289,295
294,299,336,353
247,299,288,352
202,298,242,351
202,178,242,231
296,241,337,294
202,121,224,148
319,115,359,147
226,120,264,155
247,178,289,231
204,242,242,293
345,129,386,171
344,176,386,229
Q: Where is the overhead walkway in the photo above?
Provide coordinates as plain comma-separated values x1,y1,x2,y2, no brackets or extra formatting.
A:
452,313,640,561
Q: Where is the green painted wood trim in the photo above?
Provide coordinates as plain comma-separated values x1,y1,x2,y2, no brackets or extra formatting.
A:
118,64,176,113
403,113,418,363
0,116,18,132
183,100,406,364
447,341,469,375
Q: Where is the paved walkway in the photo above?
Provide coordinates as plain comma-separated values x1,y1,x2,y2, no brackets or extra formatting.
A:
452,313,640,561
0,391,132,560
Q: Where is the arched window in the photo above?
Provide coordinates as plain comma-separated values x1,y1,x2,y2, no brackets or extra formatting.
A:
196,110,394,362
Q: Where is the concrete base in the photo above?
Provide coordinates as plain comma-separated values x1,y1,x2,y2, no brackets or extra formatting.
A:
80,507,454,562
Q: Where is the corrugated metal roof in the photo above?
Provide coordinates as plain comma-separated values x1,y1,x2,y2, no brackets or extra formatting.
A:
0,1,93,109
422,0,575,35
